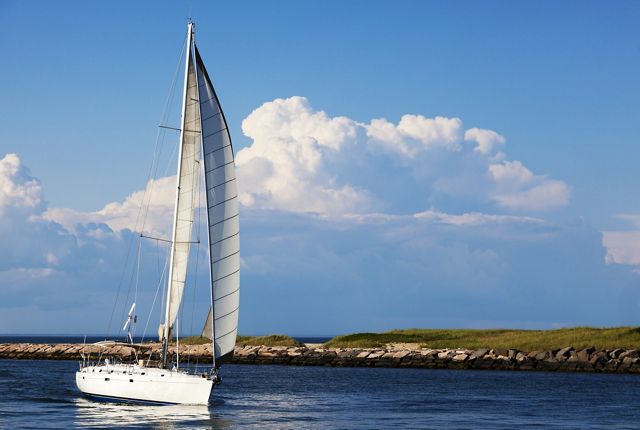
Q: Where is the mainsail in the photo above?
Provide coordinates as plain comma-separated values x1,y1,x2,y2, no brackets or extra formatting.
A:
196,46,240,362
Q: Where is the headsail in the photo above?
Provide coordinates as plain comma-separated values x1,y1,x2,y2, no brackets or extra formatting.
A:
195,46,240,362
160,25,202,343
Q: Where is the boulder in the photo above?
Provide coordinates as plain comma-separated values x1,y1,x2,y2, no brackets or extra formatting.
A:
619,349,639,360
574,348,595,362
492,349,509,358
609,348,625,359
393,350,411,360
452,354,468,362
469,348,489,360
367,351,386,360
555,347,574,360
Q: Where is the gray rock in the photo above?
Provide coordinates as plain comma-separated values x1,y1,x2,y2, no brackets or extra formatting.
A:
574,348,595,362
470,348,489,360
619,349,639,360
556,347,574,360
452,354,468,362
610,348,625,359
492,349,509,357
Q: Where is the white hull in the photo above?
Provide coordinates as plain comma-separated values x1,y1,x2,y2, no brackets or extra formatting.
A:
76,364,213,405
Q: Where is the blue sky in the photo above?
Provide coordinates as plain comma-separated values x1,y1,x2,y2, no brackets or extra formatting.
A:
1,1,640,335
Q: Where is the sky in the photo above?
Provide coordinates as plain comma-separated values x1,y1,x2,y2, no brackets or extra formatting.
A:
1,1,640,336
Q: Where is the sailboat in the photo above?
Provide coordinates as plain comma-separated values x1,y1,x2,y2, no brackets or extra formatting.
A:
76,21,240,405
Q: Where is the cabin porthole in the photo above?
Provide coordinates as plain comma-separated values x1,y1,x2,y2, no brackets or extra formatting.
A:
130,379,133,383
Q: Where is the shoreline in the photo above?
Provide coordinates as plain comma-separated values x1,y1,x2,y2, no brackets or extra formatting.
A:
1,343,639,374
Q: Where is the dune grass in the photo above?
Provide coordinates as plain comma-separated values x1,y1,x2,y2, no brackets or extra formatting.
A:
176,334,302,347
174,336,211,345
236,334,302,347
324,327,640,351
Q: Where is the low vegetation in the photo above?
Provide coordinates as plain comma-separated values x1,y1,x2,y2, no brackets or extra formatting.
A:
324,327,640,351
176,334,302,347
236,334,302,347
174,336,211,345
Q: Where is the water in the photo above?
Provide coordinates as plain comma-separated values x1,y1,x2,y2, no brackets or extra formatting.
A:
1,359,639,429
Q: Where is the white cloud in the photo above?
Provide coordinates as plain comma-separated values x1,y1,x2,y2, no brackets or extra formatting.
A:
38,96,570,233
489,160,571,211
603,231,640,265
602,215,640,266
0,153,45,215
237,97,373,216
0,151,638,333
465,128,506,155
489,160,534,185
344,209,543,227
366,115,463,157
236,97,570,215
44,176,176,237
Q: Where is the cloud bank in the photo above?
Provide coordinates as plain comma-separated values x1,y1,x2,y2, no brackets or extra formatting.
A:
0,97,638,334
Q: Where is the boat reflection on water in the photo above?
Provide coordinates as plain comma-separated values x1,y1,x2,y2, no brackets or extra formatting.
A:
73,397,234,429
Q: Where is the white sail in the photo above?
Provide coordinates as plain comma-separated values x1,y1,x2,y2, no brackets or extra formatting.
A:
161,30,202,341
195,46,240,361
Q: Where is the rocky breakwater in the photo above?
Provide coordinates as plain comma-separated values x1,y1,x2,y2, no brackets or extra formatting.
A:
232,345,640,373
2,343,640,374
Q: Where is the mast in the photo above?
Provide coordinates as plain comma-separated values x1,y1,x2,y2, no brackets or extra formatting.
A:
162,21,195,368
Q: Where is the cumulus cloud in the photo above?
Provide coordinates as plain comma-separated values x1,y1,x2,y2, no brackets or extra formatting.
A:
0,153,190,335
0,153,45,216
0,151,638,334
367,115,463,157
4,96,619,334
602,215,640,266
237,96,373,215
43,176,176,237
464,128,506,155
488,160,571,211
235,96,570,216
603,231,640,265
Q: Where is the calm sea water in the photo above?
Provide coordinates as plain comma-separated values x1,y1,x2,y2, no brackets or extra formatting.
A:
1,359,639,429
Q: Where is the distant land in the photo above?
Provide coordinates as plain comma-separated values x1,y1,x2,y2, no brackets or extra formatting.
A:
3,327,640,351
3,327,640,374
324,327,640,351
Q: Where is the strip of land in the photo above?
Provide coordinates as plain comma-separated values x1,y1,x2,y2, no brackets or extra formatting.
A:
324,327,640,350
1,328,639,374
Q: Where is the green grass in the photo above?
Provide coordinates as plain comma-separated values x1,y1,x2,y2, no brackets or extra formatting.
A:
175,334,302,347
173,336,211,345
236,334,302,347
324,327,640,351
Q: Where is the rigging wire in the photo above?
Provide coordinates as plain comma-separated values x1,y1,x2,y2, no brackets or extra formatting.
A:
140,243,170,343
131,239,142,341
105,32,188,338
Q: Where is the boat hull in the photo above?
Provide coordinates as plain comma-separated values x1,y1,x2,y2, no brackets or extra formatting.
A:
76,364,213,405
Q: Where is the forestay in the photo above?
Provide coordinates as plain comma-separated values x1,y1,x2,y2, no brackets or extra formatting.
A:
195,46,240,361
